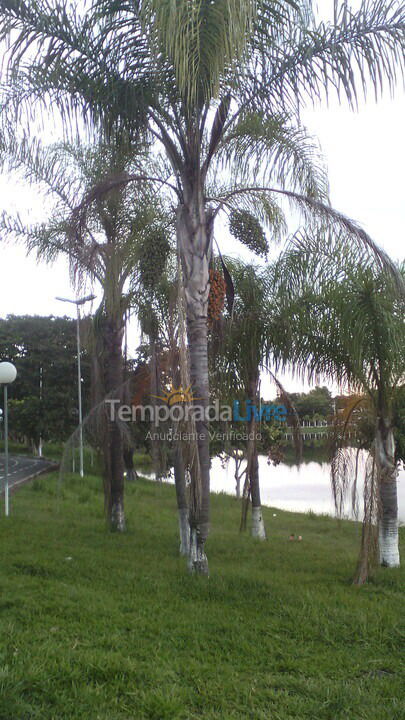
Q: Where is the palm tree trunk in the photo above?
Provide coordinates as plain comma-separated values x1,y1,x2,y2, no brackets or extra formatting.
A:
104,318,125,532
250,442,266,540
177,201,213,574
248,376,266,540
376,420,399,568
108,419,125,531
187,314,211,573
240,420,266,538
170,352,190,555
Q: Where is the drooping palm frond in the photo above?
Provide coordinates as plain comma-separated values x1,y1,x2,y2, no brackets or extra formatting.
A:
0,0,153,140
329,395,371,518
210,185,404,289
0,134,82,210
264,368,303,464
1,1,403,154
274,232,405,390
1,1,403,286
213,112,329,200
353,453,380,585
209,186,288,248
214,258,268,391
139,0,259,106
211,257,301,423
0,132,175,287
239,0,405,116
0,208,106,284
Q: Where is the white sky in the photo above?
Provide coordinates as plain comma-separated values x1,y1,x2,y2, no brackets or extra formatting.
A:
0,8,404,394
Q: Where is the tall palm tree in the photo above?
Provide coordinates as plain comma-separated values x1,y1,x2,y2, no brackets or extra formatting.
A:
274,235,405,582
0,138,172,530
1,0,404,572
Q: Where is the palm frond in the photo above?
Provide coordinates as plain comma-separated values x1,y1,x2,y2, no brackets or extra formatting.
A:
353,453,380,585
274,231,405,396
140,0,257,106
210,185,404,290
215,111,329,200
265,367,303,464
241,0,405,114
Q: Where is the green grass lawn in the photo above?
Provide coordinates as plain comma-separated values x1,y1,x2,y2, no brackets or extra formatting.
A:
0,473,403,719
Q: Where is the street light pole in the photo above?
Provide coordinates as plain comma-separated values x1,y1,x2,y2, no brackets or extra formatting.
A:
4,384,9,515
55,294,96,478
0,362,17,517
76,302,84,479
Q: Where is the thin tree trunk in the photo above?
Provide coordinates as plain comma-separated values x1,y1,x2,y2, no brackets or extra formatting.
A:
177,200,213,574
171,351,190,555
376,420,399,567
90,328,112,516
173,443,190,555
240,467,251,532
248,376,266,540
123,447,137,482
108,420,125,532
150,339,163,482
353,455,379,586
105,318,125,532
187,315,210,573
250,443,266,540
234,456,242,499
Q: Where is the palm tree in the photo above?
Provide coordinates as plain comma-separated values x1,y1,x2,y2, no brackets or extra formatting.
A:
1,0,404,572
274,236,405,582
136,275,191,555
1,138,172,530
211,261,270,538
211,257,302,539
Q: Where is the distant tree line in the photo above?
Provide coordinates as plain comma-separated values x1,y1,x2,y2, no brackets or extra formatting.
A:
0,315,91,452
285,386,333,421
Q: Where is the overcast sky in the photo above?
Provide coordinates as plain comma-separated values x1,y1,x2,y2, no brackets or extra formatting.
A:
0,13,403,394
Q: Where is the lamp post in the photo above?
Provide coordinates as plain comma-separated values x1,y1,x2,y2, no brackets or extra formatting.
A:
55,294,96,478
0,361,17,516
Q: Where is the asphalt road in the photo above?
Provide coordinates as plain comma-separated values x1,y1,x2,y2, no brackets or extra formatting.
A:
0,454,57,491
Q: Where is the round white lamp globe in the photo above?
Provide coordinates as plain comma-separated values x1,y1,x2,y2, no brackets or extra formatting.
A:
0,362,17,385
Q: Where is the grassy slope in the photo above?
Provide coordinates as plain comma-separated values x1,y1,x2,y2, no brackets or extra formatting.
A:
0,473,403,720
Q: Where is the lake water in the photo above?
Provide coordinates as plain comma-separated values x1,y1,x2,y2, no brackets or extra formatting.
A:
152,451,405,523
208,454,405,523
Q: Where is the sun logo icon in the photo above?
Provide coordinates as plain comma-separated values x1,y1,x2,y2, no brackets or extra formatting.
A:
152,384,198,406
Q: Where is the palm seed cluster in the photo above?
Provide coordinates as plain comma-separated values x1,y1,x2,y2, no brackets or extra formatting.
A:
229,210,269,258
208,268,226,326
138,231,171,292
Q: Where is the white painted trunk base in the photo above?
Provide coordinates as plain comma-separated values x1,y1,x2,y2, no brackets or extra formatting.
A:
111,501,126,532
178,508,190,556
379,519,400,567
188,528,209,575
251,506,266,540
125,469,137,483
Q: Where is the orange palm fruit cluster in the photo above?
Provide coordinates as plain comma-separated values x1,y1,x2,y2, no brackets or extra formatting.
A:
208,269,226,326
